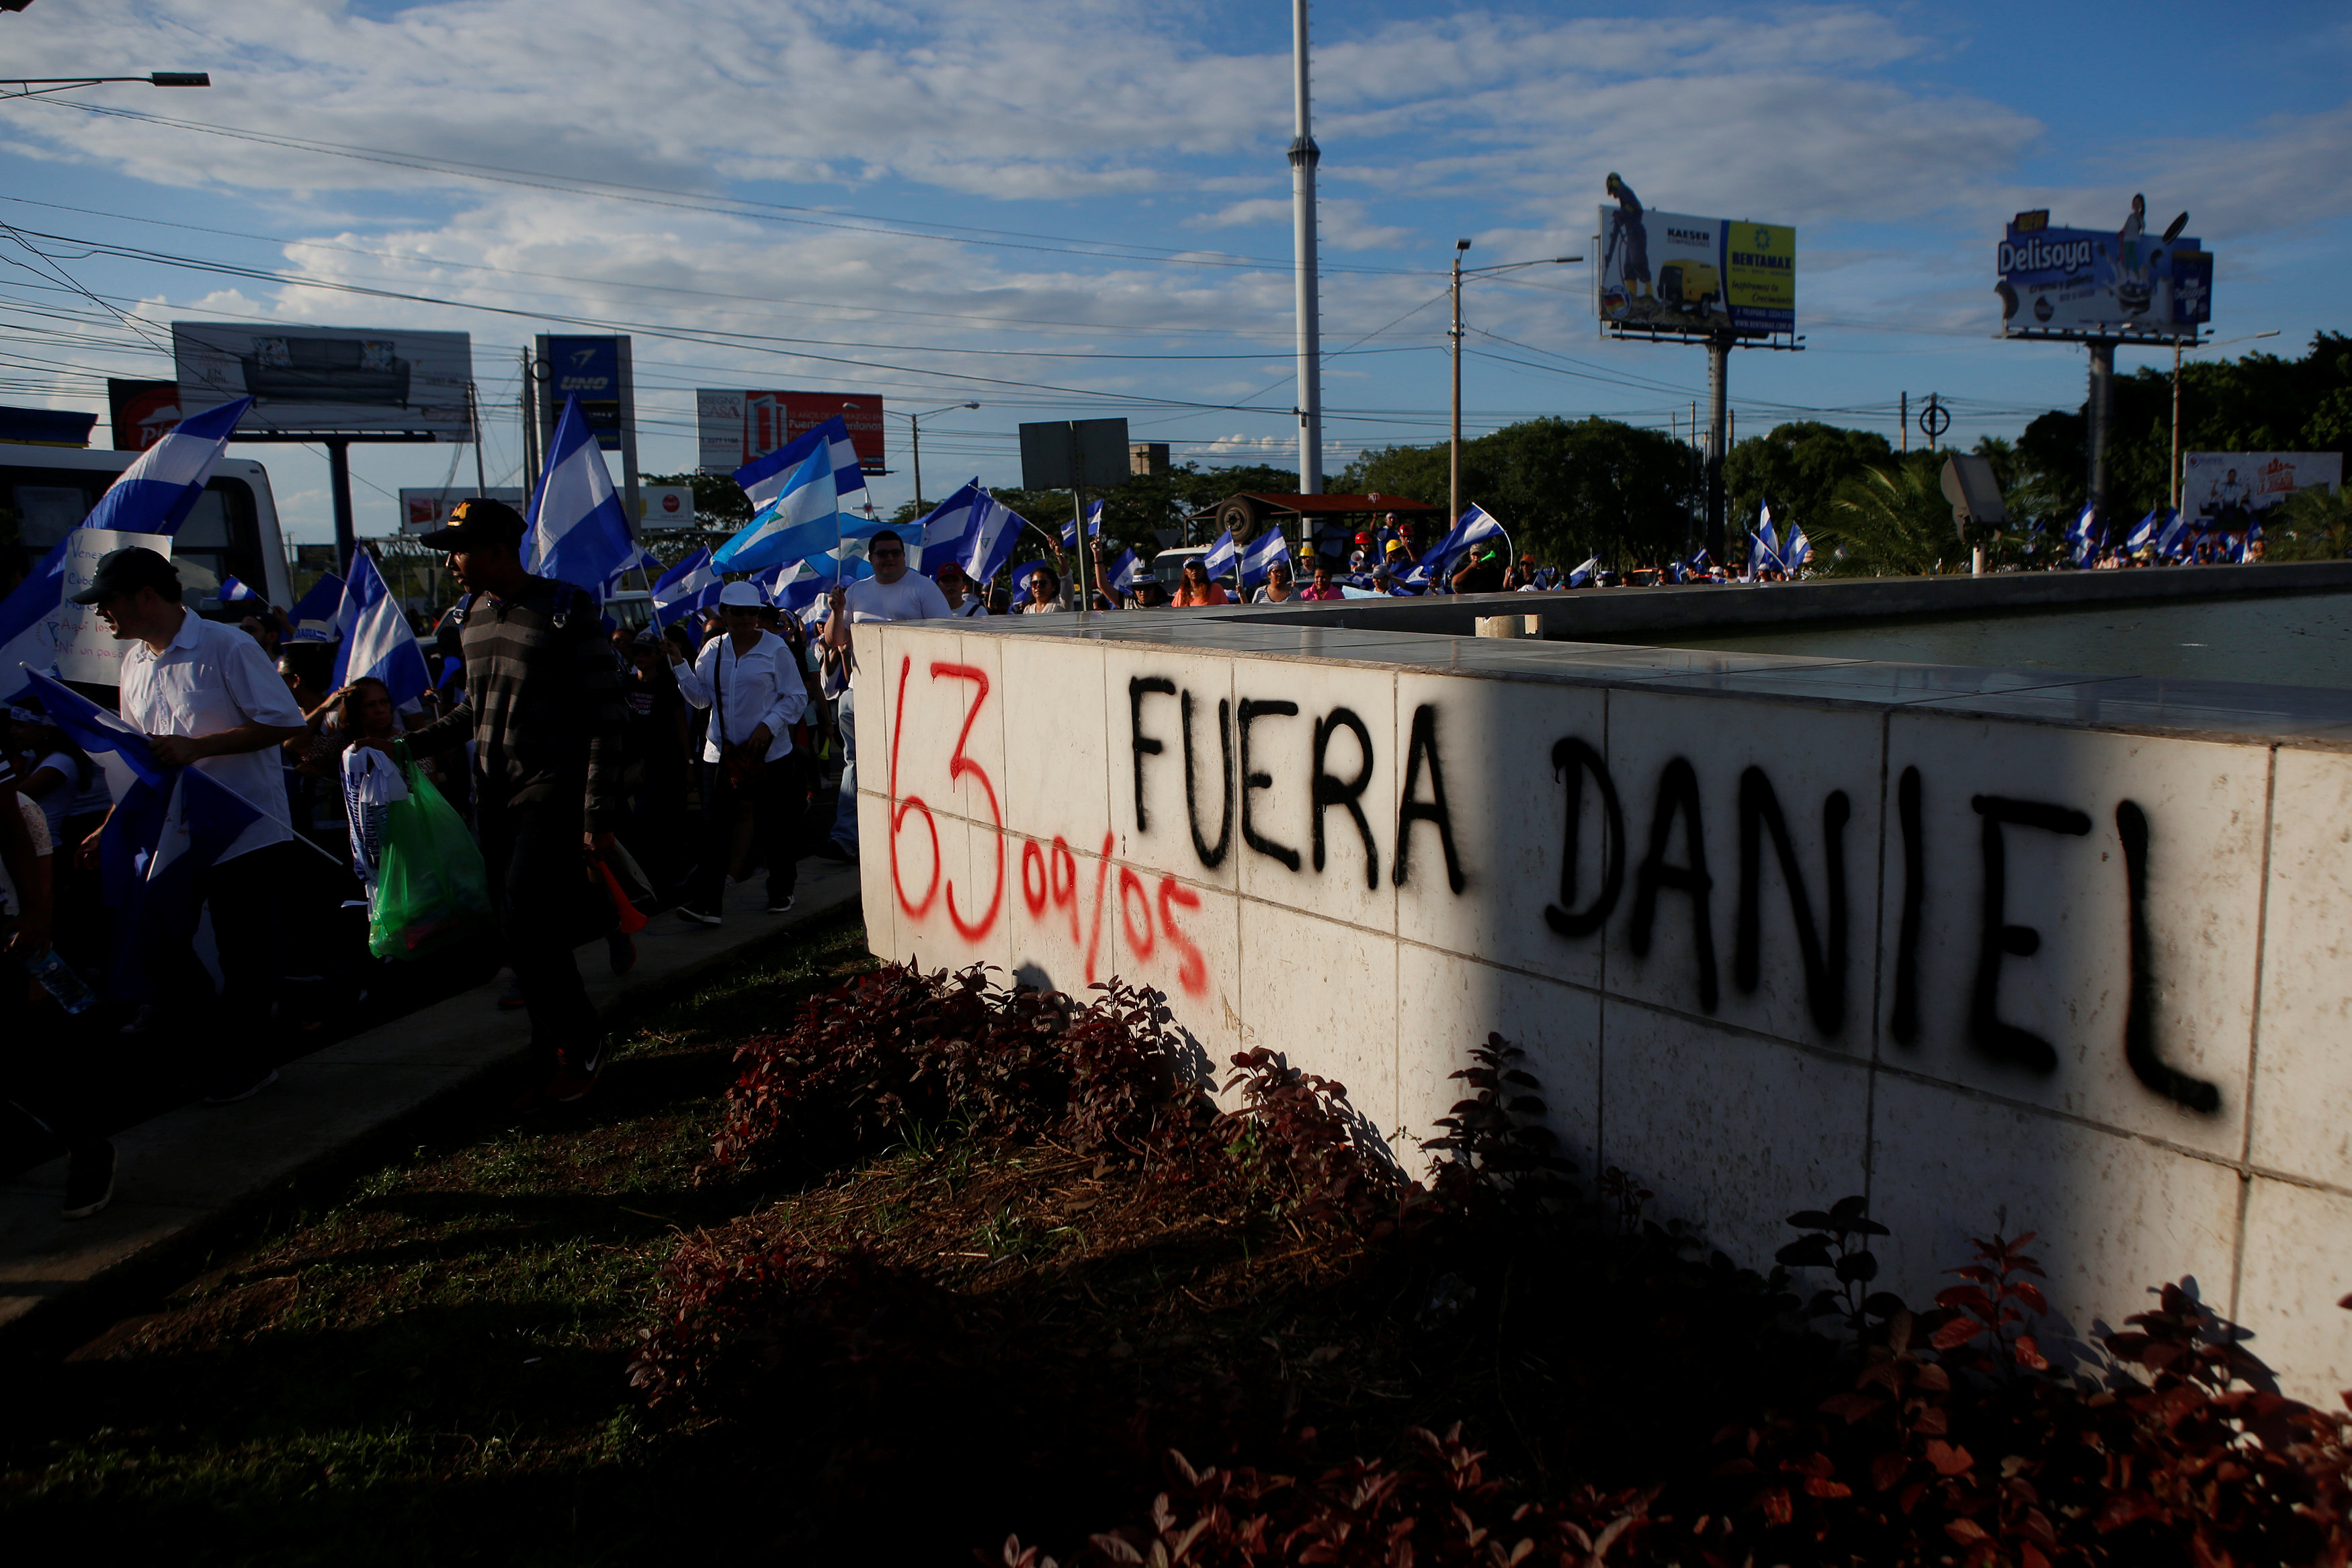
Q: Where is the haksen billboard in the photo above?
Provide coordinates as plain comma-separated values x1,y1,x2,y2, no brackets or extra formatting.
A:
1997,213,2212,339
1598,207,1794,337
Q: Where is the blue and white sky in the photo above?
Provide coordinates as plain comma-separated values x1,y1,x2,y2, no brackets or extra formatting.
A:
5,0,2349,542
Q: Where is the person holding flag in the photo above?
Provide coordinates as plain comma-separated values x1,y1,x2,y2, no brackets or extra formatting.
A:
816,528,951,861
387,498,630,1105
68,546,307,1104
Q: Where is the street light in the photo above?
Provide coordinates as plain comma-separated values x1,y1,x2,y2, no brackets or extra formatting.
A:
2171,329,2279,511
1450,243,1580,525
1,71,211,101
880,401,979,513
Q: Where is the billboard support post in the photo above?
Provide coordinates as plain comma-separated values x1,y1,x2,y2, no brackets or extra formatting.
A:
1706,331,1730,563
2087,339,2115,521
617,337,641,542
327,438,355,571
2171,341,2183,513
467,381,488,496
1290,0,1322,496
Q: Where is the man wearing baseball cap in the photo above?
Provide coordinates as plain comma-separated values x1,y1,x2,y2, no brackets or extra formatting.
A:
72,545,308,1105
390,498,629,1104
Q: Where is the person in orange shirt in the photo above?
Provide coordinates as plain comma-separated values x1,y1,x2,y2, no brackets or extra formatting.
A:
1173,558,1230,606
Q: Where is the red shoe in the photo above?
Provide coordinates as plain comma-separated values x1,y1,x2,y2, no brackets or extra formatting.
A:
548,1046,607,1104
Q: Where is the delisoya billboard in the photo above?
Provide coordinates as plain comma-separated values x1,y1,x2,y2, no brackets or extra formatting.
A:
1597,207,1794,336
173,322,474,438
2182,453,2343,529
696,390,886,474
1996,218,2212,339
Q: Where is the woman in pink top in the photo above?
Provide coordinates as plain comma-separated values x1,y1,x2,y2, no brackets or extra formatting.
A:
1299,566,1346,601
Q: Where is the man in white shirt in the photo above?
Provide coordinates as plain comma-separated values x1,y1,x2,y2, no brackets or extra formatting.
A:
818,529,951,860
73,546,306,1104
669,582,808,922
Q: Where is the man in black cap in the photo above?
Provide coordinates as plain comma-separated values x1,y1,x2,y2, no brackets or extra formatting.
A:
390,498,629,1103
73,545,308,1104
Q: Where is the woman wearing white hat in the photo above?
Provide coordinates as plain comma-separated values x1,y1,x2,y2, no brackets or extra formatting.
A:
667,580,808,924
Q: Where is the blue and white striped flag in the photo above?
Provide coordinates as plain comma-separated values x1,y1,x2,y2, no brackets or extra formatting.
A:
527,396,637,597
2126,509,2162,554
1107,548,1148,593
2067,503,2100,567
1010,559,1055,605
1568,555,1600,587
651,548,722,629
915,482,1025,586
1240,527,1289,590
1782,519,1811,571
1751,503,1781,573
713,442,841,574
734,415,866,513
1419,504,1510,589
1061,499,1105,550
331,550,431,708
2154,507,2190,560
915,480,984,573
287,572,345,641
0,535,72,705
217,574,264,605
1202,529,1238,581
81,396,253,537
603,546,661,598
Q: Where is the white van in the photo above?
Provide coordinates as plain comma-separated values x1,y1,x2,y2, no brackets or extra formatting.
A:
1,442,292,609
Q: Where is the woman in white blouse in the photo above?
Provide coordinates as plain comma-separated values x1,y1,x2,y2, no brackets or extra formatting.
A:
667,582,809,924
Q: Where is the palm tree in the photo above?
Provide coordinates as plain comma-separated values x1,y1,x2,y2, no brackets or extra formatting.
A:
2267,484,2352,560
1813,462,1959,576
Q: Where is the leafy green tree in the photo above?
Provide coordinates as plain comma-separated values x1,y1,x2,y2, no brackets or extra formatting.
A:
1724,421,1892,538
1815,460,1960,576
2269,483,2352,561
1338,417,1694,568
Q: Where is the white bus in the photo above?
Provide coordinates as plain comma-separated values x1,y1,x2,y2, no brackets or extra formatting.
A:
1,441,292,611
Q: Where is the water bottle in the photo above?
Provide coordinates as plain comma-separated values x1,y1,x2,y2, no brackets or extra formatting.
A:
22,948,97,1016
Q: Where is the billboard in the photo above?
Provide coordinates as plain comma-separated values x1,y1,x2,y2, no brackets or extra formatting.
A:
538,335,628,452
108,378,182,451
639,484,696,531
400,486,526,536
1996,217,2211,339
1597,207,1794,336
697,390,885,474
173,322,474,438
2182,453,2342,530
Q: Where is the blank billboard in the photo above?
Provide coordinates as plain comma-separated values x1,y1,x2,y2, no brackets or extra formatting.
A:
174,322,474,439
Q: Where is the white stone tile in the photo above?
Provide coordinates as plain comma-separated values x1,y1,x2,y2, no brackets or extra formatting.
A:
998,636,1112,853
884,802,977,972
1602,689,1886,1057
1235,898,1401,1142
1100,642,1240,893
2233,1176,2352,1405
1002,824,1123,998
1230,657,1398,935
1868,1076,2244,1354
2247,746,2352,1186
1879,713,2265,1158
1106,867,1244,1088
1394,671,1611,992
1599,1002,1870,1268
855,783,898,965
1394,944,1601,1182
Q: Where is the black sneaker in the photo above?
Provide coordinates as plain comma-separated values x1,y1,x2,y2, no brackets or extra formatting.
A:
765,896,796,914
200,1067,279,1105
62,1141,115,1220
675,905,722,928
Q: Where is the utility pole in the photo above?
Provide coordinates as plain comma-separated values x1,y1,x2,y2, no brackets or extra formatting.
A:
1450,239,1468,525
467,381,488,495
1704,330,1730,562
1900,391,1908,455
2086,339,2115,520
1289,0,1322,494
2170,339,2183,513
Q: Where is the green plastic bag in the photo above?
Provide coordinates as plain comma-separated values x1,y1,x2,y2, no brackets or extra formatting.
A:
368,746,493,961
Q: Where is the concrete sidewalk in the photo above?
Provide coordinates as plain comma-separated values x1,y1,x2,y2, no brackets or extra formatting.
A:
0,857,861,1346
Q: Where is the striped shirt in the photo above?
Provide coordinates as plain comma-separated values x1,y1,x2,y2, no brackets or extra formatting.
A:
404,577,628,828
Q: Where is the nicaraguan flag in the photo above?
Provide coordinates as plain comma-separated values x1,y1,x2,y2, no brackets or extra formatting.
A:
651,548,722,628
1240,527,1289,590
1568,555,1600,587
217,574,265,605
734,415,866,513
2155,507,2189,559
81,396,253,537
1061,499,1105,550
1419,504,1510,587
1782,519,1811,570
603,546,661,598
112,765,265,1002
1010,560,1055,604
713,443,841,573
2068,503,2101,567
0,534,72,704
526,396,638,597
1107,548,1148,592
2126,509,2161,554
331,550,431,707
1752,503,1782,572
775,552,874,615
914,480,983,573
287,572,345,641
1202,529,1238,580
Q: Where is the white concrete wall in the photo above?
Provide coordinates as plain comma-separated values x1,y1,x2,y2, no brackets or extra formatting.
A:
855,618,2352,1403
